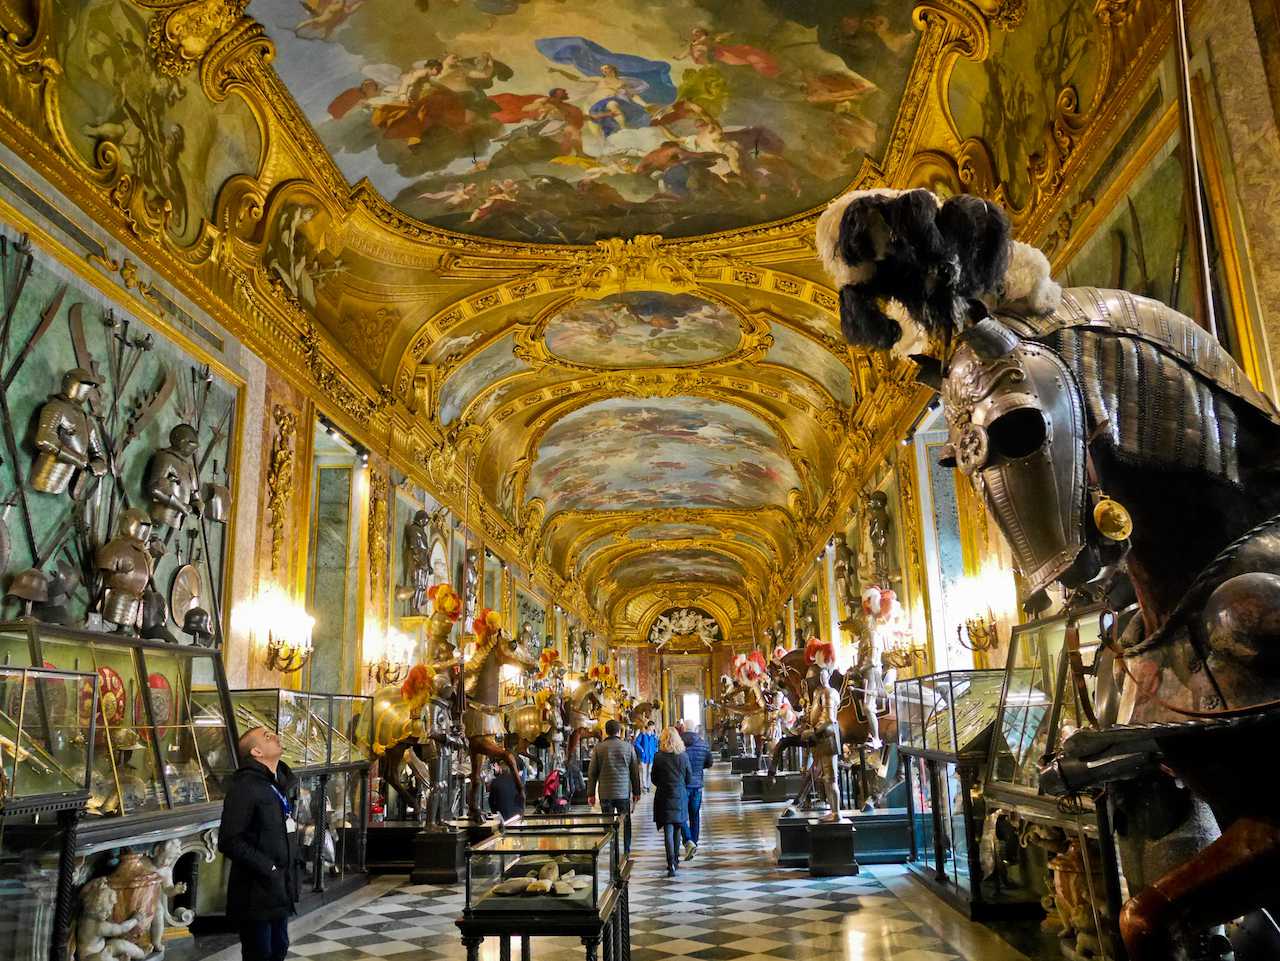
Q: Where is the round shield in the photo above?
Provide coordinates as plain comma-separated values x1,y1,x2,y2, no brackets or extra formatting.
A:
169,564,203,622
134,672,174,739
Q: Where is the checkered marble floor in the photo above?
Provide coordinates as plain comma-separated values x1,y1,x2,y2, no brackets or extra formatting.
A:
280,768,1030,961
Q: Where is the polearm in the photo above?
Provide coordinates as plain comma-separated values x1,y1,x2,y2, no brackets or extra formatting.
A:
1173,0,1218,340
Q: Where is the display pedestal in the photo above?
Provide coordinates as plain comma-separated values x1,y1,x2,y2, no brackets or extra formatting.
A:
775,812,821,868
410,827,466,884
366,821,423,874
807,820,859,877
760,772,805,803
731,755,761,774
846,807,911,864
464,819,499,846
740,773,765,801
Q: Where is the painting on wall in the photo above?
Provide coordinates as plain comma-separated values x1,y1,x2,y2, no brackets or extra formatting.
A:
613,549,746,589
765,323,854,406
252,0,920,243
438,332,531,424
526,396,800,514
544,292,741,367
53,0,262,246
947,0,1100,208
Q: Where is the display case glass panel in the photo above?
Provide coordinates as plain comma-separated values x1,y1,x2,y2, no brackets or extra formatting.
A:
0,667,95,804
917,670,1005,757
989,610,1104,792
501,816,623,876
895,677,928,751
465,832,614,913
220,690,372,773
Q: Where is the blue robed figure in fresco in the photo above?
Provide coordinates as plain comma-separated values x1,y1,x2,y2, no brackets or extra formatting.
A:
536,36,675,136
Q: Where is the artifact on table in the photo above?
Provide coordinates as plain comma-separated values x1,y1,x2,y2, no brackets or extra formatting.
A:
139,588,177,643
95,509,155,631
31,368,106,496
145,424,202,528
35,558,80,625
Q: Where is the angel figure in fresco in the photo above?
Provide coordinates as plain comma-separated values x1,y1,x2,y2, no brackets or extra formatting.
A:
674,26,780,79
536,37,676,138
416,182,479,208
489,88,586,157
293,0,365,41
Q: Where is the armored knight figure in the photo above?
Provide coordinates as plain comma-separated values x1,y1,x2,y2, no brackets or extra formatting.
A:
805,637,843,822
865,491,891,586
146,424,202,528
96,509,155,630
405,510,431,613
30,367,106,496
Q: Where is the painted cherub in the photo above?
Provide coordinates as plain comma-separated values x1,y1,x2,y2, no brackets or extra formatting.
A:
77,878,147,961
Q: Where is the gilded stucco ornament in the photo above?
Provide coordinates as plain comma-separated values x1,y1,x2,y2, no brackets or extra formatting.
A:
266,404,295,575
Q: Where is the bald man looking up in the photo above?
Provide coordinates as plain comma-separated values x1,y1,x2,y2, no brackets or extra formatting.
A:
218,726,300,961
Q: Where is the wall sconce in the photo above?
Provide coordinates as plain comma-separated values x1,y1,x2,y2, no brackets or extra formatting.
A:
367,629,411,687
244,584,315,674
953,563,1017,656
882,641,927,671
957,612,999,653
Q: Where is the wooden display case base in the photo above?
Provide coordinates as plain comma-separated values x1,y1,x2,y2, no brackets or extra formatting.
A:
740,773,765,801
411,827,467,884
807,820,859,877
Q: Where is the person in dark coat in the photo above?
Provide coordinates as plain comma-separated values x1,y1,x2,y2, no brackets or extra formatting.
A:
679,721,714,854
488,763,522,821
650,725,693,877
219,727,301,961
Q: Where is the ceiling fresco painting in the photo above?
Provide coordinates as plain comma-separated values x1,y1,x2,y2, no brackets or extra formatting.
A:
947,0,1101,209
544,291,742,367
438,332,531,424
629,523,722,541
252,0,919,242
526,396,801,515
765,322,855,406
613,549,747,590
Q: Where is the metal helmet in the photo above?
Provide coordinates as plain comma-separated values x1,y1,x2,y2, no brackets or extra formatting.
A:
413,509,429,526
117,507,154,541
182,607,213,644
61,367,102,401
940,333,1090,593
168,423,199,455
6,568,49,603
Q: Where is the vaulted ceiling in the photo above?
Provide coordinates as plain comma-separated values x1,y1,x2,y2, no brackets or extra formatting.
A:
8,0,1156,643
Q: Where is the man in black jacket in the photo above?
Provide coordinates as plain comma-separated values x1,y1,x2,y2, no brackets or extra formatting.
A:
219,727,300,961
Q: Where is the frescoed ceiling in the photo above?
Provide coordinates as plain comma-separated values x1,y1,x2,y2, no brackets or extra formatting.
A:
251,0,920,243
1,0,1147,644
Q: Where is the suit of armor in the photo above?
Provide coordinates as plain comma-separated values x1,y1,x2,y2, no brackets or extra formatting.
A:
95,509,154,629
146,424,201,528
808,666,842,822
31,369,106,495
406,512,431,613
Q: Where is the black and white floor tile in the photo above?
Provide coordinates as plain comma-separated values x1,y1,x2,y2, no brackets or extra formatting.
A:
259,769,1029,961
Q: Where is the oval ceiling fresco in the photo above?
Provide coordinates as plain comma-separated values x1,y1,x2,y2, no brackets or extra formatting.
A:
544,292,741,367
438,333,531,424
254,0,921,243
527,396,800,515
613,549,747,590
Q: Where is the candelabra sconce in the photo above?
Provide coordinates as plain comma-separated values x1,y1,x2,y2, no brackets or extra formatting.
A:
957,611,1000,653
367,629,411,687
263,627,313,670
244,584,315,675
883,644,927,671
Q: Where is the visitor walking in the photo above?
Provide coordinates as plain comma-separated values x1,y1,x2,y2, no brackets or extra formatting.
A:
679,720,714,857
651,725,693,877
219,727,300,961
587,718,641,853
488,763,522,822
635,721,658,792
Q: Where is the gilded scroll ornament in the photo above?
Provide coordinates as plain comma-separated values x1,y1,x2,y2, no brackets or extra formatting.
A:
266,403,296,574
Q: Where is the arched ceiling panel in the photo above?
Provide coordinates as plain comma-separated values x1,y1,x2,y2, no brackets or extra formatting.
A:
765,324,855,407
438,332,531,424
544,292,743,368
253,0,923,244
525,396,801,514
613,549,747,592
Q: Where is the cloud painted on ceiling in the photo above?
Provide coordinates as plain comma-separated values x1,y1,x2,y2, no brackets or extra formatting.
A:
527,396,799,514
438,332,530,424
766,323,854,406
629,523,722,541
253,0,920,243
613,549,747,589
545,291,740,367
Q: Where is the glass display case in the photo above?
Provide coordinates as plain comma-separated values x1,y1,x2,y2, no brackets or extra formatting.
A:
465,831,615,914
896,669,1011,918
0,621,236,822
501,813,624,877
0,666,96,812
210,690,371,772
